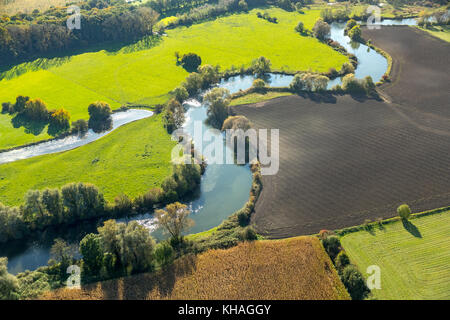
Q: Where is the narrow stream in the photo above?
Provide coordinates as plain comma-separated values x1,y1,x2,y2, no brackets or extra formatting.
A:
0,19,416,274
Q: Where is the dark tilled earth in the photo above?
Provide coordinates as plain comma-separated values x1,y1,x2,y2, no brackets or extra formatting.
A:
233,27,450,238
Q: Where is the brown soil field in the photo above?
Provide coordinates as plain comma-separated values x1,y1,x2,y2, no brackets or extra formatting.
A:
233,27,450,238
41,237,349,300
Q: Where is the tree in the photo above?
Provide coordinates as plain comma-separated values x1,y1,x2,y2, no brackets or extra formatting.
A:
397,204,411,220
13,95,29,114
180,53,202,72
166,98,185,128
313,18,330,40
322,236,341,261
41,188,64,224
290,73,304,92
346,19,357,31
295,21,305,34
252,78,266,91
155,202,194,241
88,101,112,133
348,25,362,41
251,56,271,77
341,265,370,300
23,98,49,122
238,0,248,12
155,241,175,267
48,108,71,135
120,221,156,273
182,72,203,96
335,251,350,273
313,75,329,91
199,64,219,88
80,233,103,276
204,87,231,129
173,86,189,103
61,183,105,221
71,119,89,136
222,115,251,131
49,238,74,273
0,258,19,300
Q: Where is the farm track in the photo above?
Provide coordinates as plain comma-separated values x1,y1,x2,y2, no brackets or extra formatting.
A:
233,27,450,238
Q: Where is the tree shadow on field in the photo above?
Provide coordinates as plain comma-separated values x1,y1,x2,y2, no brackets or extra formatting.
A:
299,92,337,104
11,113,47,136
100,254,197,300
402,219,422,238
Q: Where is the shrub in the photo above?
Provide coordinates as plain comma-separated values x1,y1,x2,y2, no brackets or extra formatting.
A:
313,18,330,40
241,226,258,241
1,102,13,114
252,78,266,91
251,56,271,77
182,72,203,96
341,62,355,75
348,25,362,41
341,265,370,300
397,204,411,220
71,119,88,136
180,53,202,72
155,241,175,267
335,251,350,273
23,98,49,122
346,19,357,31
114,193,133,216
204,87,231,129
295,21,305,34
290,73,304,92
48,108,71,135
88,101,112,133
238,0,248,12
322,236,341,261
13,95,29,114
173,86,189,103
342,74,365,94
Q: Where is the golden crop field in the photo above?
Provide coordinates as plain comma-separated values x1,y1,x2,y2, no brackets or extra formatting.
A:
41,237,350,300
0,0,71,14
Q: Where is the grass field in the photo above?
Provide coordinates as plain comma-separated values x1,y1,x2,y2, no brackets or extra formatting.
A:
230,91,292,106
0,7,347,148
40,236,350,300
0,113,52,150
0,114,176,206
340,210,450,300
417,25,450,43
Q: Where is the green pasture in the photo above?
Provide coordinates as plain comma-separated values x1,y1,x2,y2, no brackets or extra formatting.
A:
341,210,450,300
0,7,347,149
0,114,176,206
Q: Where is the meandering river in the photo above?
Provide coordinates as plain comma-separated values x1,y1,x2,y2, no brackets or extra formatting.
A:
0,19,416,274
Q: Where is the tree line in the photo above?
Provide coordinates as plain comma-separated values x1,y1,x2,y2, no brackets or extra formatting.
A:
0,161,202,244
0,4,159,64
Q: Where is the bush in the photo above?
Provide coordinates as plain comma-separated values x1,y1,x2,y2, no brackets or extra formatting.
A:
348,25,362,41
251,56,271,77
180,53,202,72
322,236,341,261
1,102,13,114
290,73,304,92
173,86,189,103
155,241,175,267
252,78,266,91
71,119,89,136
88,101,112,133
313,18,330,40
397,204,411,220
341,265,370,300
48,108,71,135
341,62,355,75
23,98,49,122
238,0,248,12
241,226,258,241
335,251,350,273
295,21,305,34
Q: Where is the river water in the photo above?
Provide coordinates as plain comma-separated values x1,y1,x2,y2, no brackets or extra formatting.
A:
0,19,416,274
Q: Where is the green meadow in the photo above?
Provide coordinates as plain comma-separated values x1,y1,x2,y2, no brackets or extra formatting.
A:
0,114,176,206
341,210,450,300
0,7,347,149
230,91,292,106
